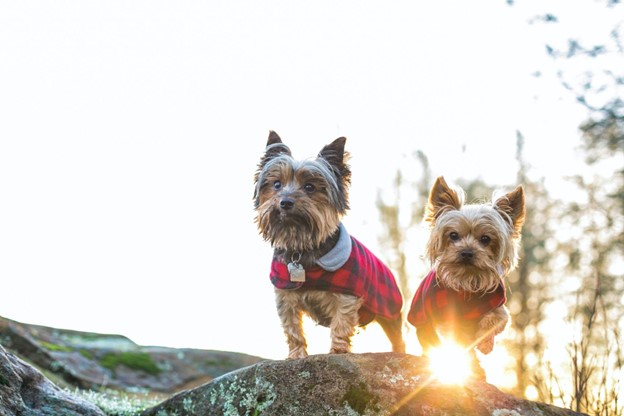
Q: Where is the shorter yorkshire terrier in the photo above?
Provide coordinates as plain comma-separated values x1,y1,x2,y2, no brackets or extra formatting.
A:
408,176,525,366
253,131,405,359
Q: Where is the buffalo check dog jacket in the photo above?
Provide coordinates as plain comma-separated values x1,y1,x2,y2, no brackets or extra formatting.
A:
270,223,403,326
407,269,506,350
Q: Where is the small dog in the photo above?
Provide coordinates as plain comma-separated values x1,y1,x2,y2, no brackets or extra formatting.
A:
408,176,525,364
253,131,406,359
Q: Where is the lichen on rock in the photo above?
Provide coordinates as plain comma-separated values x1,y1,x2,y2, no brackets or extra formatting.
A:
141,353,588,416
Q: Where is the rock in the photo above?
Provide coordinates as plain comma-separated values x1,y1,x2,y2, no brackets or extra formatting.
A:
0,315,265,393
0,343,106,416
141,352,588,416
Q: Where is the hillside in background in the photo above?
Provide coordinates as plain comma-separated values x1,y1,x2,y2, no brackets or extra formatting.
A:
0,315,266,395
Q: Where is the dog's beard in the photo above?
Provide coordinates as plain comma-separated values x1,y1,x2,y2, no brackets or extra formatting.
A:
436,252,501,294
255,200,340,251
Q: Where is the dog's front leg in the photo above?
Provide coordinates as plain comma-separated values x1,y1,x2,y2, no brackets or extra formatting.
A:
275,289,308,359
329,294,362,354
475,305,510,354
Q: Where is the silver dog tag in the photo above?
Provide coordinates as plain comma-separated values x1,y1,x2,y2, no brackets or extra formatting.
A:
288,262,306,282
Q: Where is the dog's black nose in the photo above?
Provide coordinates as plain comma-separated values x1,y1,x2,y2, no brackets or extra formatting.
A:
460,249,474,260
280,198,295,210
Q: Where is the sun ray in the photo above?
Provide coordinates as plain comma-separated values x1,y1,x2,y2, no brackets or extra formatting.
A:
428,342,473,385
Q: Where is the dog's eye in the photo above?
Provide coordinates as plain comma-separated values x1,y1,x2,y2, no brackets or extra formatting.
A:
449,232,460,241
480,235,491,246
273,181,282,190
303,183,315,193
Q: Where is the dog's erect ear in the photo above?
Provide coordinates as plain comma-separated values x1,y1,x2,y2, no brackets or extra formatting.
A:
318,137,352,209
253,131,292,204
494,185,526,238
262,130,292,160
267,130,283,146
424,176,463,225
319,136,351,181
318,137,347,167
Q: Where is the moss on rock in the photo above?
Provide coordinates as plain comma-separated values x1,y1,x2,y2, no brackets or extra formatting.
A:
342,381,379,414
100,352,161,376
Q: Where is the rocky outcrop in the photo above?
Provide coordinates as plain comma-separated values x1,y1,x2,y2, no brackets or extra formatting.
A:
0,316,590,415
0,344,105,416
142,352,588,416
0,316,266,393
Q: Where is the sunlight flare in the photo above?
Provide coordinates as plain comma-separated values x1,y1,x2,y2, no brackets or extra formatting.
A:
428,342,472,385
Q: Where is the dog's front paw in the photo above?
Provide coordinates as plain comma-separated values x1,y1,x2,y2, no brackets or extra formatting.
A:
287,347,308,360
476,334,494,354
329,346,350,354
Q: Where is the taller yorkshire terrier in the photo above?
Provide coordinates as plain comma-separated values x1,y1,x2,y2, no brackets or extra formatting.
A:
408,176,525,363
253,131,405,359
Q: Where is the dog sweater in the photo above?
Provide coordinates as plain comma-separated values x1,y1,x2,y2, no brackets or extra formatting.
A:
407,269,506,348
270,225,403,326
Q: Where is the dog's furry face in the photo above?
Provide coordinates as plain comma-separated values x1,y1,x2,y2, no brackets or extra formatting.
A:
425,176,525,294
253,131,352,252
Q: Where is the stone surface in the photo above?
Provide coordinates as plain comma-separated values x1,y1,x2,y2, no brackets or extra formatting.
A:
0,315,265,393
141,352,588,416
0,344,106,416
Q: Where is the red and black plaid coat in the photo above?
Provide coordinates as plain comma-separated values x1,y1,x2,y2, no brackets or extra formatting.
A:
271,236,403,326
407,269,506,349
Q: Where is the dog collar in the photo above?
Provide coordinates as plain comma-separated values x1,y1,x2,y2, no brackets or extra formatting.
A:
315,223,352,272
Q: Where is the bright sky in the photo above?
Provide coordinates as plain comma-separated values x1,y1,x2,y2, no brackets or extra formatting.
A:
0,1,619,366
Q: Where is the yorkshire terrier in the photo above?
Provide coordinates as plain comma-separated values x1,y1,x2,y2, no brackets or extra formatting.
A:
408,176,525,370
253,131,406,359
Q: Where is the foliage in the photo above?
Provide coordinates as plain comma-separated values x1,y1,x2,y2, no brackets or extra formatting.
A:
375,150,432,305
464,2,624,413
100,352,162,376
508,1,624,413
500,132,554,399
550,114,623,414
40,341,73,352
80,349,94,360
